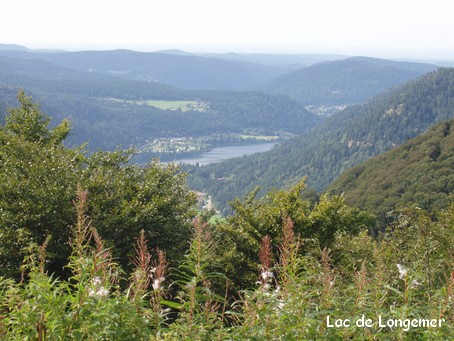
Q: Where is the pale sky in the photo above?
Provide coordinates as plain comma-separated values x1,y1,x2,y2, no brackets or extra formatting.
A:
1,0,454,59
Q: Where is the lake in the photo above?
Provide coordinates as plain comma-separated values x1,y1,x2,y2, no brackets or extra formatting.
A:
169,142,277,165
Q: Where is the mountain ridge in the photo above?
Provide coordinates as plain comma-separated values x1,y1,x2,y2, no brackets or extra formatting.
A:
0,48,290,91
261,56,437,105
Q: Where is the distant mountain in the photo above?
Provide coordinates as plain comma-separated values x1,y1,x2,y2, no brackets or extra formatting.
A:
0,49,290,90
155,49,193,56
0,44,30,51
199,52,346,68
187,68,454,213
0,55,115,81
328,119,454,227
261,57,437,105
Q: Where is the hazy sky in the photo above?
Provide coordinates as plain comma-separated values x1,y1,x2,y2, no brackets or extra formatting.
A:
2,0,454,59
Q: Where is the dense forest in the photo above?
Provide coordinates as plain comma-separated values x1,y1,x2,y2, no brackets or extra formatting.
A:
0,93,452,339
260,57,436,105
328,118,454,228
187,68,454,214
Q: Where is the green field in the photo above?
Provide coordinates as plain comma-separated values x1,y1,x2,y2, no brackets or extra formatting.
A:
102,97,207,112
238,134,280,141
143,100,205,111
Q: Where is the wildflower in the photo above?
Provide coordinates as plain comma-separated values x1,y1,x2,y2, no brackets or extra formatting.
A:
96,287,110,298
152,276,165,290
87,276,109,298
396,264,408,279
410,279,421,289
88,286,109,298
261,270,273,282
92,276,102,286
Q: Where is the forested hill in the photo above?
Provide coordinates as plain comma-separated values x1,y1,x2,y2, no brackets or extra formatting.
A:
0,54,319,150
260,57,436,105
0,49,290,91
328,119,454,227
187,68,454,213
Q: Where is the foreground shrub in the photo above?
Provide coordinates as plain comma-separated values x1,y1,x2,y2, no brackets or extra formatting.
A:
0,188,451,339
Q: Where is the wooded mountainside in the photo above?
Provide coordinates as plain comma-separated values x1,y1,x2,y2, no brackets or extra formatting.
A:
328,118,454,227
188,68,454,213
261,57,436,105
0,48,291,90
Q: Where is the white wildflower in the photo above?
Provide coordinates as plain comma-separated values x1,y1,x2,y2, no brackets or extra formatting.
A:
410,279,421,289
396,264,408,279
92,276,102,286
152,277,165,290
87,276,109,298
261,270,273,282
88,286,109,298
96,286,109,298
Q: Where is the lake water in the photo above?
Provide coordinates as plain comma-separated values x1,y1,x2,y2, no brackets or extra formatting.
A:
169,142,277,165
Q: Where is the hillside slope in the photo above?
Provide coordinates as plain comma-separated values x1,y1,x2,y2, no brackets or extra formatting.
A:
261,57,436,105
328,119,454,227
188,68,454,213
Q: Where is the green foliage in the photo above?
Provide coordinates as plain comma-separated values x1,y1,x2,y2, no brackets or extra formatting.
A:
0,101,84,276
211,180,374,289
0,188,157,339
329,119,454,228
0,92,196,278
167,218,227,339
82,153,196,271
221,205,453,340
4,90,70,145
0,181,452,339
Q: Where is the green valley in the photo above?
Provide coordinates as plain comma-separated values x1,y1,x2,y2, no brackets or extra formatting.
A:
0,44,452,339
